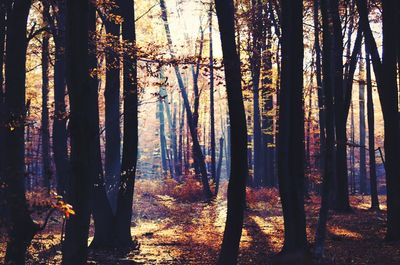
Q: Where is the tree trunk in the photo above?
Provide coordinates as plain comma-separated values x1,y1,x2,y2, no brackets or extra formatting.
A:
90,3,115,250
313,0,326,174
209,3,216,185
275,0,309,259
315,0,338,257
52,0,69,196
42,1,52,193
62,0,98,263
114,0,139,245
262,1,275,187
4,2,38,264
103,11,121,211
215,0,248,263
365,48,379,209
0,0,7,215
359,49,367,194
357,0,400,240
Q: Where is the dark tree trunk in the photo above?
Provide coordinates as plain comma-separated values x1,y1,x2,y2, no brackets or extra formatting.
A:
62,0,99,263
0,0,6,211
262,1,275,187
330,0,350,212
315,0,338,256
381,0,400,240
52,0,69,196
90,3,115,250
275,0,308,260
3,2,38,265
365,48,379,210
215,0,248,264
41,1,52,193
357,0,400,240
114,0,138,245
103,10,121,210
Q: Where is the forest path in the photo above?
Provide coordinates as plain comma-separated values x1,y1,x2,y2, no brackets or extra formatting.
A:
1,181,399,265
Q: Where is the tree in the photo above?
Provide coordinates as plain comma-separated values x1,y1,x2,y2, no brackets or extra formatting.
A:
209,2,216,185
365,47,379,209
215,0,248,263
62,0,100,263
276,0,309,260
41,1,52,193
103,2,122,210
3,1,38,264
358,49,367,194
114,0,139,245
357,0,400,240
46,0,69,196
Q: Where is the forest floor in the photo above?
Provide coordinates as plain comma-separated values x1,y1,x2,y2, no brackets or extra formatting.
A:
1,179,399,265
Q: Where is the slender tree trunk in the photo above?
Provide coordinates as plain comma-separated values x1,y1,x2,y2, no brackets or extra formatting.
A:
0,0,7,213
104,11,121,211
313,0,326,173
4,2,38,264
114,0,139,245
62,0,99,263
330,0,350,212
365,48,379,209
215,137,224,195
51,0,69,196
90,3,115,249
315,0,337,256
215,0,248,263
262,1,275,187
41,1,52,193
359,49,367,194
158,83,168,175
209,3,216,185
275,0,309,260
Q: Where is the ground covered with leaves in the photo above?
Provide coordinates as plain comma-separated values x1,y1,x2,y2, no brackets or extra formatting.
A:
1,179,399,264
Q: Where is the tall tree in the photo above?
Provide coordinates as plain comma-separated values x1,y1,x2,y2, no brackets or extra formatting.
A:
315,0,339,256
358,49,367,194
3,1,38,264
215,0,248,263
357,0,400,240
62,0,100,263
313,0,326,173
365,48,379,209
276,0,309,260
114,0,139,245
48,0,69,196
209,2,216,185
41,1,52,193
103,3,121,210
0,0,7,205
